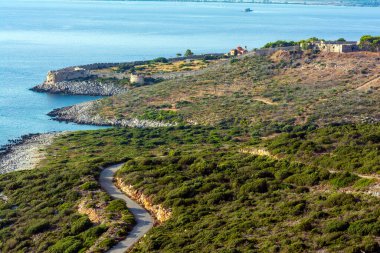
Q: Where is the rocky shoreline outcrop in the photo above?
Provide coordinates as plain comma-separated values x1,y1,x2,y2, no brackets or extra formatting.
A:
48,101,175,128
32,80,129,96
0,133,62,174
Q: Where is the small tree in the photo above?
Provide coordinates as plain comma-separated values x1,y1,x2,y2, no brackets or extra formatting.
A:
184,49,194,57
337,38,346,42
176,53,182,57
359,35,380,51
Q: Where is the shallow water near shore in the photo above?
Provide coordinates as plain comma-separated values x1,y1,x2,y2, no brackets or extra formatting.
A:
1,0,380,145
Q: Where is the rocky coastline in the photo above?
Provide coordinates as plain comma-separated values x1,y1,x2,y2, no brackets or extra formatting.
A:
32,80,129,96
0,132,62,174
48,101,175,128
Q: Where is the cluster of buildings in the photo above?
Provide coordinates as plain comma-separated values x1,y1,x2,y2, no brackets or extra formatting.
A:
304,40,360,53
228,46,249,56
228,40,375,57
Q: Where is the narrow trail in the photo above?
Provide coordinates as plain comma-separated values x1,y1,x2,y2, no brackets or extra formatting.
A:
328,169,380,182
356,75,380,92
100,164,154,253
252,97,278,105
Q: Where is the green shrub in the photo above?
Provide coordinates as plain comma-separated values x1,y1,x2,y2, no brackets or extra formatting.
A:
167,185,195,199
325,220,349,233
297,219,313,231
48,237,83,253
350,237,380,253
150,57,168,63
239,179,268,195
295,186,310,193
121,211,135,225
71,217,92,235
285,173,319,186
348,219,380,236
26,219,50,235
106,200,127,212
98,238,116,248
329,172,358,188
206,190,234,205
324,193,357,207
230,59,239,64
139,109,183,123
81,225,108,247
82,225,107,239
287,241,307,253
80,182,99,191
353,178,376,189
263,40,298,48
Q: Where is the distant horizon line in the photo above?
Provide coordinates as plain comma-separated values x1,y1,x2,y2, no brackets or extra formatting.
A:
90,0,380,7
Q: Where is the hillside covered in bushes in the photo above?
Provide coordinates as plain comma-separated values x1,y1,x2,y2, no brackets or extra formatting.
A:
1,48,380,252
1,124,380,252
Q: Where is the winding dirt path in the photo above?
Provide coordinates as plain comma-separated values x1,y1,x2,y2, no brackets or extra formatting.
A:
356,75,380,92
100,164,154,253
252,97,278,105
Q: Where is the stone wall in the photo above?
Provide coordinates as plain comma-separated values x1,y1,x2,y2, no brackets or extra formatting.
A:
45,68,90,84
130,74,144,85
312,41,360,53
43,54,225,85
341,44,360,53
252,46,301,56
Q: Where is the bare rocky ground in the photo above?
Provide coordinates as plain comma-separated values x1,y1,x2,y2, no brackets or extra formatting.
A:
48,101,176,127
0,133,62,174
32,80,129,96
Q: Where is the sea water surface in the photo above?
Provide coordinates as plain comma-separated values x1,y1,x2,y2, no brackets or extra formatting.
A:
1,0,380,145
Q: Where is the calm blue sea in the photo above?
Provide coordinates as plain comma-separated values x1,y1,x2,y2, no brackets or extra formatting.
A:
0,0,379,145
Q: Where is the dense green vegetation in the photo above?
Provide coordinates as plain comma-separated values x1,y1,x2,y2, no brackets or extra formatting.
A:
263,40,299,48
263,37,322,49
0,126,237,252
359,35,380,51
1,124,377,252
112,125,380,252
266,124,380,174
0,129,145,252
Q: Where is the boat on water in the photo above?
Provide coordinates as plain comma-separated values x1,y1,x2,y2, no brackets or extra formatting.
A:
245,8,253,12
